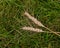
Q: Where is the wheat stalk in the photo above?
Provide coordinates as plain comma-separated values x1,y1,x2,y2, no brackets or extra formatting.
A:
23,11,60,37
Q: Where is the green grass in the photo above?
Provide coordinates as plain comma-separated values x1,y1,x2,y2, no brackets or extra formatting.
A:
0,0,60,48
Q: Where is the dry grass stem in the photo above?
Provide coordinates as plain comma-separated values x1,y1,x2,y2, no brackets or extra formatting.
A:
44,27,60,36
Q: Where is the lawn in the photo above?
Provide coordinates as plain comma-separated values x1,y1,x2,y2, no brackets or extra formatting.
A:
0,0,60,48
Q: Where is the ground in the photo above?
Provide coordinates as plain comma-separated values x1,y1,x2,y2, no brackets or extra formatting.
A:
0,0,60,48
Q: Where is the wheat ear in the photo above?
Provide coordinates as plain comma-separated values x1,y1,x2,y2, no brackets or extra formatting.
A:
21,27,60,34
24,12,44,27
24,12,60,37
22,27,44,32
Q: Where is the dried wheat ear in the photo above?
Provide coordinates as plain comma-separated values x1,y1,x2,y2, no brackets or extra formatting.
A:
21,11,60,37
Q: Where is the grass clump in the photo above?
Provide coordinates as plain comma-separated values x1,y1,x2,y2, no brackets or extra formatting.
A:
0,0,60,48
